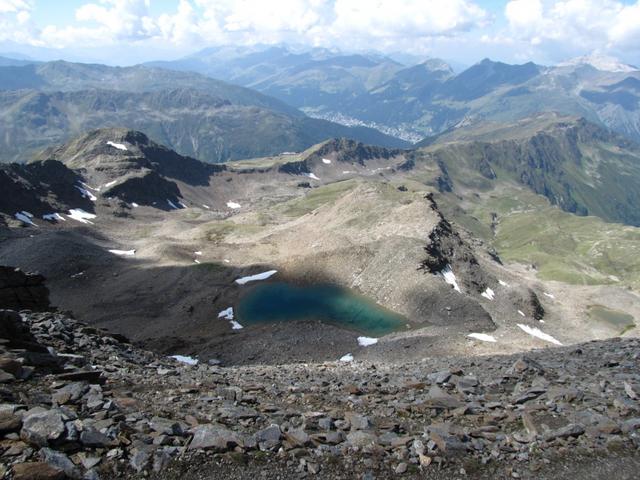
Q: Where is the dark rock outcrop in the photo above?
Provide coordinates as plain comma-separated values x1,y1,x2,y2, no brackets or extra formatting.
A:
0,266,50,311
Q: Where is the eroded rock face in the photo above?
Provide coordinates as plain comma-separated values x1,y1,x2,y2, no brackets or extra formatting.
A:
0,266,50,311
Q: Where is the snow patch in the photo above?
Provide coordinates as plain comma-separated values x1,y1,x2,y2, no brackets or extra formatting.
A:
230,320,243,330
558,54,637,73
202,204,210,209
108,249,135,256
107,141,128,151
167,199,179,210
357,337,378,347
75,185,97,201
481,288,495,301
194,259,200,264
170,355,198,365
103,180,117,188
439,264,461,293
322,158,332,164
543,292,555,299
42,213,66,222
15,211,36,226
306,173,320,180
67,209,96,224
194,251,202,256
339,353,354,362
131,202,139,208
498,280,509,287
468,333,497,343
178,201,188,209
235,270,278,285
218,307,234,320
226,201,241,209
518,310,526,317
517,324,562,346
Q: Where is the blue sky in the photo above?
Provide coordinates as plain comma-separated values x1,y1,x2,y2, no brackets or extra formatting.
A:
1,1,639,66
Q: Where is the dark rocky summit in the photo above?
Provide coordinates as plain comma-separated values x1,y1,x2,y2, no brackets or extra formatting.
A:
0,267,50,312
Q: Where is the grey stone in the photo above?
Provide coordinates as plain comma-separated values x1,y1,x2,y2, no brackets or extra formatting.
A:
189,425,241,451
21,409,65,447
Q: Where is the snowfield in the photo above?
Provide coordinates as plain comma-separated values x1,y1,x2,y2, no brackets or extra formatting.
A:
75,185,97,201
517,324,562,345
67,209,96,224
107,141,128,151
235,270,278,285
440,264,461,292
15,211,36,226
108,249,136,256
468,333,497,343
43,213,66,222
357,337,378,347
170,355,198,365
481,288,495,301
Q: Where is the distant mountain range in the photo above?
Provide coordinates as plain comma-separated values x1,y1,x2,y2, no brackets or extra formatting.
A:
148,47,640,145
0,59,408,163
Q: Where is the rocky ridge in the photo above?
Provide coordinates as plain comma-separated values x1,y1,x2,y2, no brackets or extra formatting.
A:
1,305,639,479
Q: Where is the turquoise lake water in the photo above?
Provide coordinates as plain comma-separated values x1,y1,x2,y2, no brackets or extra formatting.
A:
236,282,408,336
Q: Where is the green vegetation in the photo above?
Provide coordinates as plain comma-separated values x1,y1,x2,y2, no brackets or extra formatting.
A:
448,186,640,289
280,180,358,217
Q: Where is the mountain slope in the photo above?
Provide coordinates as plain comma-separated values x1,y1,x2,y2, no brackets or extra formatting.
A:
0,63,410,164
417,115,640,226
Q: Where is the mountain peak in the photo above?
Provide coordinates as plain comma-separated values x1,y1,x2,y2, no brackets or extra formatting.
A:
558,54,638,73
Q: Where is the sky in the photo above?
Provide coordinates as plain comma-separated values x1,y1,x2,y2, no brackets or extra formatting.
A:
0,0,639,67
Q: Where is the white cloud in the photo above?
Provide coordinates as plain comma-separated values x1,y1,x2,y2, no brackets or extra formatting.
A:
0,0,490,52
504,0,640,58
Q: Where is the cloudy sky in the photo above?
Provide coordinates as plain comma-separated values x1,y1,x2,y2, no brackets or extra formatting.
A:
1,0,639,66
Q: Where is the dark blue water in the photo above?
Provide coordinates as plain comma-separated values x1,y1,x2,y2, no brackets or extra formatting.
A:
236,282,407,336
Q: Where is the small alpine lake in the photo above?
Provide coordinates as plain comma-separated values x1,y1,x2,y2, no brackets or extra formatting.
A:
236,282,408,336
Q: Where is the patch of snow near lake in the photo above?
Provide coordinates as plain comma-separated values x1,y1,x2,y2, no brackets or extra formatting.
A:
235,270,278,285
439,264,461,293
75,185,97,201
517,324,562,346
167,199,179,209
230,321,243,330
108,249,135,256
107,141,128,151
468,333,497,343
518,310,526,317
42,213,66,222
357,337,378,347
226,201,241,209
322,158,332,164
103,180,117,188
218,307,234,320
481,288,495,301
15,211,36,226
170,355,198,365
543,292,555,299
499,280,509,287
79,181,100,192
306,173,320,180
67,209,96,224
339,353,354,362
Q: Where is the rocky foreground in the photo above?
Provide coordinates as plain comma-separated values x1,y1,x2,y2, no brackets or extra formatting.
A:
0,307,639,479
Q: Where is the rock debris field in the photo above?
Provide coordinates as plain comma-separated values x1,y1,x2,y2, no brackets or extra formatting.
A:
1,307,640,479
